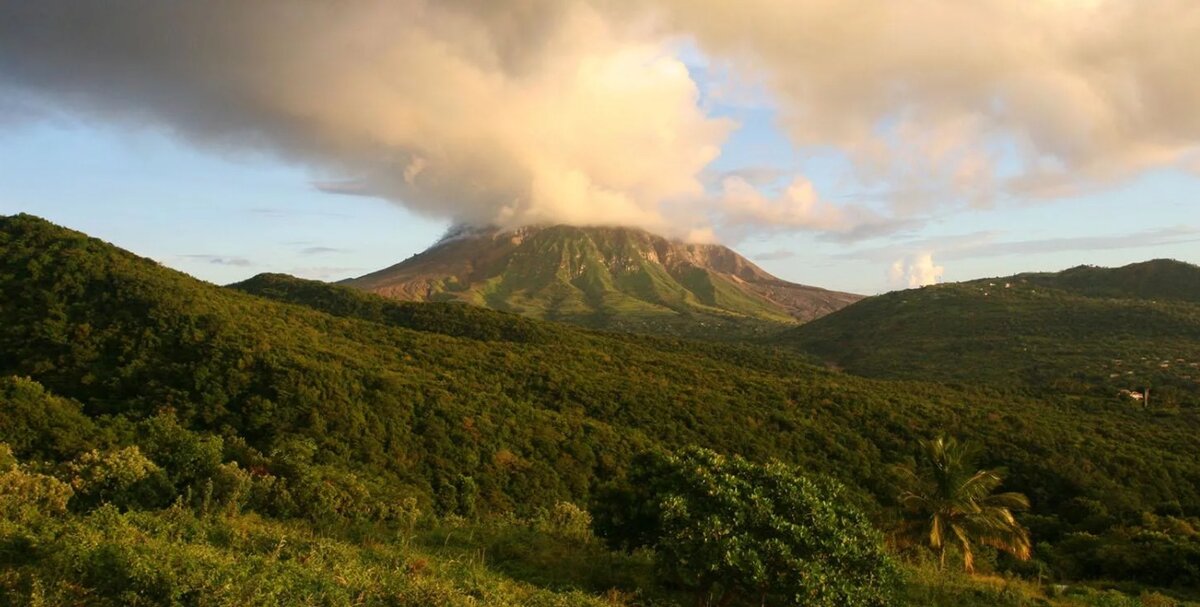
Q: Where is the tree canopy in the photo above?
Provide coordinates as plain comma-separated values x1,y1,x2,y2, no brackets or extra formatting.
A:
595,448,898,607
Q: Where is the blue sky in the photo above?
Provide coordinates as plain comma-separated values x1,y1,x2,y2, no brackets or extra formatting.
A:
1,111,1197,295
2,2,1199,295
0,122,446,285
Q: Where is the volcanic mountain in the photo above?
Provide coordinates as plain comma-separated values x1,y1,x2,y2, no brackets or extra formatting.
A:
343,225,861,336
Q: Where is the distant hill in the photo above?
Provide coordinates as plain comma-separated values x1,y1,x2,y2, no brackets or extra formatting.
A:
1020,259,1200,304
341,224,861,337
777,259,1200,406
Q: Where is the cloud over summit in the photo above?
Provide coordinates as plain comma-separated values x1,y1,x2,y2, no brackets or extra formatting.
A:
0,0,726,235
1,0,1197,242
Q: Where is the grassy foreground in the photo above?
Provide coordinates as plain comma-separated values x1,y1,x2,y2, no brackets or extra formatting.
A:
1,504,1193,607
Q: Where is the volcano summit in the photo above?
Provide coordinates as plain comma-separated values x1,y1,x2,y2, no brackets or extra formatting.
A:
343,225,860,336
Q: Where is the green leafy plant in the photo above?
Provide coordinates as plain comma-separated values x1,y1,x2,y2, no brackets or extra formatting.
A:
68,446,171,511
596,447,898,606
896,436,1032,572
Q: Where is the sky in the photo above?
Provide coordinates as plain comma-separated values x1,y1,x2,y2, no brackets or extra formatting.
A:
1,1,1198,294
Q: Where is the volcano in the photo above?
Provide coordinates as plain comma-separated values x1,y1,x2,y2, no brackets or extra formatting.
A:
343,225,861,336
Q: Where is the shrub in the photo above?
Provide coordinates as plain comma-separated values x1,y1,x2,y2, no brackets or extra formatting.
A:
135,412,223,493
207,462,252,515
533,501,593,542
0,444,73,524
0,376,95,460
68,446,171,510
595,447,898,607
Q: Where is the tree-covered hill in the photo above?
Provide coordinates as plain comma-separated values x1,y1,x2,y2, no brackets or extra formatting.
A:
5,214,1200,598
776,260,1200,407
1,213,893,516
231,272,571,346
1021,259,1200,304
231,271,825,378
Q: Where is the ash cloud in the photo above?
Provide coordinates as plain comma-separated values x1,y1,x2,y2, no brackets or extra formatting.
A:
1,1,1197,242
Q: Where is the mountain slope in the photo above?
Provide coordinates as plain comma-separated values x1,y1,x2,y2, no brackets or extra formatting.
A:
231,272,823,376
776,260,1200,406
342,224,861,336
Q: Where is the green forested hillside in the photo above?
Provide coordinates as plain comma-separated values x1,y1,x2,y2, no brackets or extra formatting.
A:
3,214,1200,604
232,271,826,378
778,261,1200,407
1022,259,1200,303
231,272,571,346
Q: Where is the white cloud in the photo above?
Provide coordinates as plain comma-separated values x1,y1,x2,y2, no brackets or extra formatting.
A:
889,253,945,289
641,0,1200,207
716,176,851,232
0,1,729,236
3,1,1199,241
844,226,1200,264
754,249,795,262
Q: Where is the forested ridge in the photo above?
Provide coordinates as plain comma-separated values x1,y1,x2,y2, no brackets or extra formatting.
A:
779,261,1200,407
3,213,1200,605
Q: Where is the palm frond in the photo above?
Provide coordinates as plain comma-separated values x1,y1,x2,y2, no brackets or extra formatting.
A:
981,491,1030,511
958,470,1004,502
896,435,1033,572
951,523,976,572
929,513,946,549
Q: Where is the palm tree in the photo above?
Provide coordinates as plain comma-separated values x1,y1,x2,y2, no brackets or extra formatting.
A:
896,435,1032,572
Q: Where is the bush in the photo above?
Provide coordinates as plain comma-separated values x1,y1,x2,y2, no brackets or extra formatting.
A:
533,502,593,542
136,412,223,494
0,443,73,524
68,446,171,510
0,376,95,460
206,462,252,515
0,442,15,471
595,447,898,607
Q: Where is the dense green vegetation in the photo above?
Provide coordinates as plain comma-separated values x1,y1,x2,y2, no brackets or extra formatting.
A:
3,213,1200,604
0,439,620,606
593,447,898,606
1021,260,1200,304
778,262,1200,407
232,273,571,346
